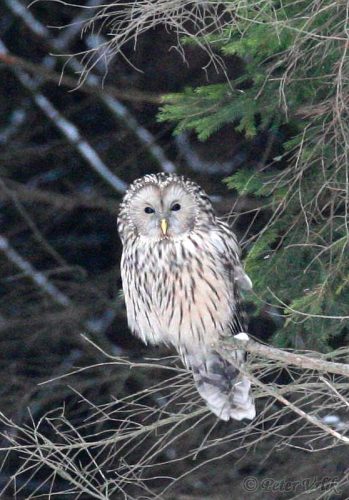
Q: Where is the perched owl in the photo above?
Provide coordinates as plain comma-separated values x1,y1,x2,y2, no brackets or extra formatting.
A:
117,173,255,421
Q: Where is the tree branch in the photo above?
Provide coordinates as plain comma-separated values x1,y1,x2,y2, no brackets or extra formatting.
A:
0,52,162,105
220,336,349,377
4,0,176,173
0,39,128,194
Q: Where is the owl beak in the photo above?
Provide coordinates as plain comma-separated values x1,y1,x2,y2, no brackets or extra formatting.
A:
160,218,168,236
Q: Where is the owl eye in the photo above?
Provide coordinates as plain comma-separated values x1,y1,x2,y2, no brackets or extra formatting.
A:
144,207,155,214
171,203,181,212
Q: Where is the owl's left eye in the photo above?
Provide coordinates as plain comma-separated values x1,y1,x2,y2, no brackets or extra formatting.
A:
171,203,181,211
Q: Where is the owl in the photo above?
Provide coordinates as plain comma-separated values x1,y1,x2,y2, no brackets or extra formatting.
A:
117,173,255,421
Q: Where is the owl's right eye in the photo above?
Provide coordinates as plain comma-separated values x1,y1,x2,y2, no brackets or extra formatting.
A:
144,207,155,214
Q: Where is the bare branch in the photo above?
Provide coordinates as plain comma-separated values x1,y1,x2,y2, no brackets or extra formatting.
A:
0,234,71,307
220,336,349,378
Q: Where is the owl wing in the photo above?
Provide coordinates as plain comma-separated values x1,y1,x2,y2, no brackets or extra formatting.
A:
214,219,252,292
183,220,255,421
208,219,252,336
184,222,255,420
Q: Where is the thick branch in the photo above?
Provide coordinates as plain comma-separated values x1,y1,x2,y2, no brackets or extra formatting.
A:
221,337,349,377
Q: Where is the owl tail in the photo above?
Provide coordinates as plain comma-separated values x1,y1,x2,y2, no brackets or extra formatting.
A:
184,334,255,422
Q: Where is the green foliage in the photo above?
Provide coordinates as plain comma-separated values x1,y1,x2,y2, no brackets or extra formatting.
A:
159,0,349,350
224,169,276,197
160,85,264,139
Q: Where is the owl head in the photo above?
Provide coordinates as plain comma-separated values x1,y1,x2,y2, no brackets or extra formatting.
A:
118,173,215,241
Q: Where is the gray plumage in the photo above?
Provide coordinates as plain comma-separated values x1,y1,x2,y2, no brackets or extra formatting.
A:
117,173,255,421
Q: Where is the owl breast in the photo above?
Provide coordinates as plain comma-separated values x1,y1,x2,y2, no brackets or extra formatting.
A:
121,228,237,351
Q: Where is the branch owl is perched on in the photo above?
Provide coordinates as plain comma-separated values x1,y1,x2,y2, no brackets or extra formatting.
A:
118,173,255,421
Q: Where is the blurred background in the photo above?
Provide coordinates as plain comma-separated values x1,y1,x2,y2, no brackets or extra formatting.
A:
0,1,347,498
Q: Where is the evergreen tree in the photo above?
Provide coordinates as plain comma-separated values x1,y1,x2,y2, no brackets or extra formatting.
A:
160,0,349,350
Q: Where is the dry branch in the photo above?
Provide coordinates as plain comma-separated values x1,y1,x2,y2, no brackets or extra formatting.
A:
1,340,348,498
221,336,349,378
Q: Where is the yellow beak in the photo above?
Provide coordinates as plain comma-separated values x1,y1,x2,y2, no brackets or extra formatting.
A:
160,218,168,236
